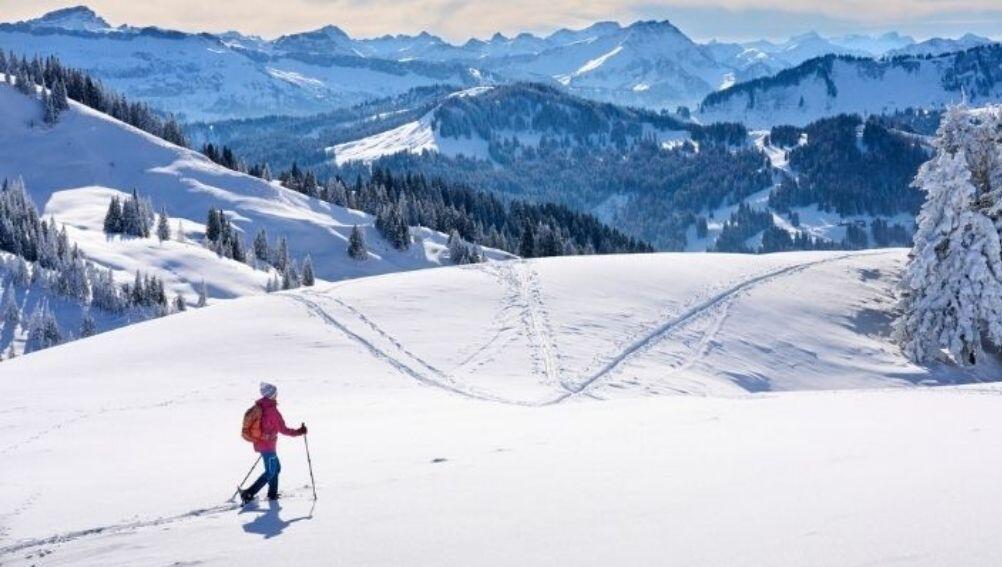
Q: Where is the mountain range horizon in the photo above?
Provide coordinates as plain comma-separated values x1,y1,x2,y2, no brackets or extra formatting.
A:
9,4,1000,46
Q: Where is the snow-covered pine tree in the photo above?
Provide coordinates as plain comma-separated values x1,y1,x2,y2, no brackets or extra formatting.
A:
51,78,69,112
894,106,1002,365
24,301,62,354
205,209,222,243
80,313,96,338
347,225,368,260
301,255,315,287
103,196,123,234
274,236,290,272
42,86,58,125
266,273,278,293
281,263,300,290
196,280,208,308
2,283,19,331
175,220,186,243
156,207,171,242
174,293,187,312
253,229,271,262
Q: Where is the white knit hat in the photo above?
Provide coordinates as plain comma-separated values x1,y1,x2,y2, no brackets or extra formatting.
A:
260,382,277,399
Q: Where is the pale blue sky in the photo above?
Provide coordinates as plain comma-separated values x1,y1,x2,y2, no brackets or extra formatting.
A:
1,0,999,42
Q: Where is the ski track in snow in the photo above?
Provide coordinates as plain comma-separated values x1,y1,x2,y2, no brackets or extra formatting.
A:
543,252,892,404
448,264,524,375
0,490,315,560
290,253,891,407
498,261,564,390
284,293,514,404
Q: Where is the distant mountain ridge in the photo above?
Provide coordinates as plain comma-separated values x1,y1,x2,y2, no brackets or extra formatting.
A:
698,44,1002,127
3,5,990,120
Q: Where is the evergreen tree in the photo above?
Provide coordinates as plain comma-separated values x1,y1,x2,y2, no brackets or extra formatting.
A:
301,255,315,286
895,106,1002,366
196,280,208,308
253,229,271,262
176,220,186,243
156,207,171,242
51,77,69,112
174,293,187,312
24,301,62,354
103,196,123,234
274,236,290,271
206,209,222,243
518,224,536,258
42,86,58,125
2,283,19,331
80,313,96,338
347,225,368,260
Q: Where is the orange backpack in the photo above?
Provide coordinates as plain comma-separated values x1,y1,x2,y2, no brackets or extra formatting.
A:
242,404,263,443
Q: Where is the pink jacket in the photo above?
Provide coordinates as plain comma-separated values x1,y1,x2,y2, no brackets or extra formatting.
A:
253,397,302,452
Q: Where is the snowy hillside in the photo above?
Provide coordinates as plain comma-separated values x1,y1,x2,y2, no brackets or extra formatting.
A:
1,249,998,565
699,45,1002,128
330,87,495,165
331,83,693,166
0,76,510,354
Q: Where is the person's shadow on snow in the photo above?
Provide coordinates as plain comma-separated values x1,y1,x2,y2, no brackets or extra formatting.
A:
240,499,313,539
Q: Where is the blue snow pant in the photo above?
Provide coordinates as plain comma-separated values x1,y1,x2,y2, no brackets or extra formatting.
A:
246,451,281,499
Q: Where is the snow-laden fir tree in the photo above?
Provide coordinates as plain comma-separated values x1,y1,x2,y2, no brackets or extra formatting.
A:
253,228,270,262
273,236,290,272
42,85,59,125
448,229,481,265
894,106,1002,365
103,196,123,233
156,207,171,242
175,220,186,243
2,283,19,331
282,263,300,290
196,280,208,308
174,293,187,312
301,255,315,287
80,313,96,338
51,78,69,112
347,225,368,261
24,301,62,354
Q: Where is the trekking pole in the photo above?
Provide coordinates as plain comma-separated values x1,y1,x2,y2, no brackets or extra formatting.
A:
303,426,318,501
230,455,261,501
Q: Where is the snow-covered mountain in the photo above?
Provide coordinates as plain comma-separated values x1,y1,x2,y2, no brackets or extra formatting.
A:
699,44,1002,128
485,20,738,110
2,248,998,565
887,33,995,57
330,83,694,165
0,10,488,121
18,5,112,33
0,75,506,354
4,6,975,120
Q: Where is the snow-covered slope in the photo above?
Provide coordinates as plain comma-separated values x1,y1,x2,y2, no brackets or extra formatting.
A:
1,250,997,565
330,83,692,165
329,87,496,164
0,80,504,302
699,45,1002,128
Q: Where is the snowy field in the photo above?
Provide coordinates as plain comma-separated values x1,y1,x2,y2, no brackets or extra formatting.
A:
2,250,999,566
